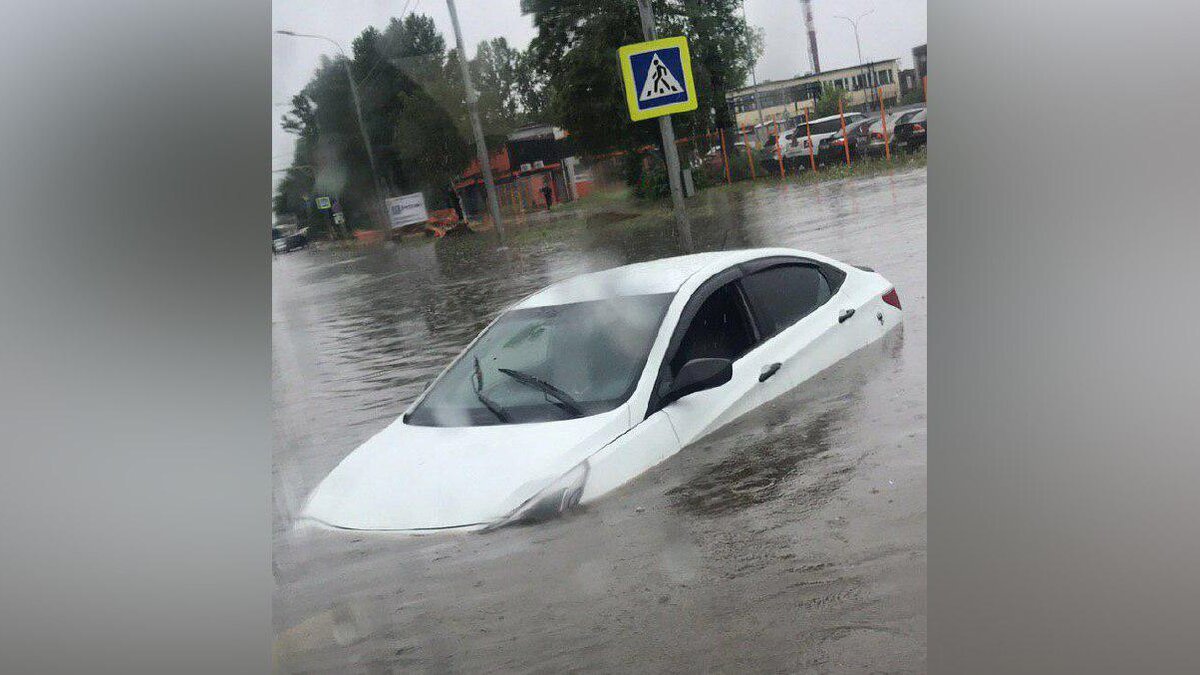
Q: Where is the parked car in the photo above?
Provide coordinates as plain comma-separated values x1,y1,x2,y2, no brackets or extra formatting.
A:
780,112,866,168
272,227,309,253
300,248,903,532
890,107,927,151
756,132,781,167
817,116,878,165
702,141,746,170
863,110,921,158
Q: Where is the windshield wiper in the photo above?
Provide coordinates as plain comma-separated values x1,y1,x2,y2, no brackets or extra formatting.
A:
473,356,510,424
497,367,584,418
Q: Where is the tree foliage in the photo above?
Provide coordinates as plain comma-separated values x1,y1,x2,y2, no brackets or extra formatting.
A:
274,13,547,229
814,86,851,118
520,0,758,157
273,2,759,225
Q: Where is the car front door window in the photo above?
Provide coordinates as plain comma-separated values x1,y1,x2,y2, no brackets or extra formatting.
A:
668,282,756,376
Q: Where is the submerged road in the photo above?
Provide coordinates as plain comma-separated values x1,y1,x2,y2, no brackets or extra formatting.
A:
273,168,927,673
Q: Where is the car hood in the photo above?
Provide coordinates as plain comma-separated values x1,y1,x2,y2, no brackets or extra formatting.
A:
301,406,630,531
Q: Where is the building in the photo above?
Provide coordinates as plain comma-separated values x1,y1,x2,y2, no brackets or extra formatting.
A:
453,124,594,221
912,43,927,80
726,59,902,128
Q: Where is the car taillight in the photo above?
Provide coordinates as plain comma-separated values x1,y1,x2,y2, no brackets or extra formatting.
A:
912,123,925,132
872,131,886,141
882,288,901,310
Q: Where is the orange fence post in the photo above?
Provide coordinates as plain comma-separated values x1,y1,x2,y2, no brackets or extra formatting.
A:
773,118,785,179
741,125,756,180
719,129,731,184
804,112,817,172
838,99,851,166
877,87,891,161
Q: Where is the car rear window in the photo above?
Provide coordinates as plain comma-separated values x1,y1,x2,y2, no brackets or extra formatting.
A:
740,264,833,338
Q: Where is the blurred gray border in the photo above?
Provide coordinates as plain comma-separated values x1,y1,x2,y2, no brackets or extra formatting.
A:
2,1,1199,673
0,1,271,674
931,1,1200,672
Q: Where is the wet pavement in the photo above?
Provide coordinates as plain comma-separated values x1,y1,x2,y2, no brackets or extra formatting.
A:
273,168,927,673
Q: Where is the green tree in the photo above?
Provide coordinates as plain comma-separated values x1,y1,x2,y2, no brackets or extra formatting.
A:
813,85,851,118
273,11,559,225
521,0,757,179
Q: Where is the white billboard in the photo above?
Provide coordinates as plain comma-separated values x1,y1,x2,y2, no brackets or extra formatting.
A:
386,193,428,229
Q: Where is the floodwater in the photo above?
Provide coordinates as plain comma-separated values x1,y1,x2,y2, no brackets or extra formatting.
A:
273,168,927,673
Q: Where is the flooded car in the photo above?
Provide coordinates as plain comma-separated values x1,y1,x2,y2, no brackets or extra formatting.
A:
300,247,902,532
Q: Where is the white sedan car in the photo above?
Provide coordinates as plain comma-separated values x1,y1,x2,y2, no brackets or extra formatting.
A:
302,248,902,533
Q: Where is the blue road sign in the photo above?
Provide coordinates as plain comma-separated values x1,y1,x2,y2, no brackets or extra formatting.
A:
618,36,698,121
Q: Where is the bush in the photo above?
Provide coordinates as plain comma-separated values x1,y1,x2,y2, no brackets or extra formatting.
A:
814,86,851,118
633,162,671,200
900,88,925,106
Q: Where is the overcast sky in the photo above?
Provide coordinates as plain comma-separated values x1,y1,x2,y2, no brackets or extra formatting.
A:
272,0,926,177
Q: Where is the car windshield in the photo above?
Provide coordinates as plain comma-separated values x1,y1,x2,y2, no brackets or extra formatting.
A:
406,293,674,426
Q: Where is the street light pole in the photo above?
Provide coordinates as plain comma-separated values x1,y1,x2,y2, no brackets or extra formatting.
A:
276,30,388,231
636,0,693,252
741,0,765,126
446,0,506,245
833,10,874,113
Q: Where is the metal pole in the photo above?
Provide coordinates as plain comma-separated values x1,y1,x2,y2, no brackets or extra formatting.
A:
851,22,866,112
834,11,874,113
341,59,390,231
446,0,506,244
636,0,693,252
741,0,765,126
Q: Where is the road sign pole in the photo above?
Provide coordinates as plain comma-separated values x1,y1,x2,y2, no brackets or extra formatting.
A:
635,0,693,252
447,0,506,246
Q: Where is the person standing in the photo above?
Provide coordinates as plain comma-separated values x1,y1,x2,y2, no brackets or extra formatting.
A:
540,179,553,212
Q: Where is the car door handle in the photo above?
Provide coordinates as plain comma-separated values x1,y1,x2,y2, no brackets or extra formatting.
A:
759,363,782,382
838,308,856,323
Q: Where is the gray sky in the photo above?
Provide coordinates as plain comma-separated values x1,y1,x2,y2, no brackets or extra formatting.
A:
272,0,926,177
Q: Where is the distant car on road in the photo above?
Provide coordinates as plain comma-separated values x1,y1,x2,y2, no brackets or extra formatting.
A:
272,227,309,254
890,107,927,151
300,249,903,533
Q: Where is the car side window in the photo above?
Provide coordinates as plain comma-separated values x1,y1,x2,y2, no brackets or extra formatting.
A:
669,282,756,376
740,264,833,339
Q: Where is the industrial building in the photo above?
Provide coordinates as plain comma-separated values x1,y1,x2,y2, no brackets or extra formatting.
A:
726,59,901,128
453,124,594,221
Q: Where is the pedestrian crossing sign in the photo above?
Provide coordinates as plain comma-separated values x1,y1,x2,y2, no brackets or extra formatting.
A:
618,36,698,121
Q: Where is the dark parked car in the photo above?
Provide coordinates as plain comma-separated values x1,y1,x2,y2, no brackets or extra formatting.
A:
817,116,877,165
862,109,921,158
272,227,309,254
890,107,927,151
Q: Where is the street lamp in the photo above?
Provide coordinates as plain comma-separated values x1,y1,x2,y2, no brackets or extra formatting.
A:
741,0,765,126
832,9,875,113
275,29,387,231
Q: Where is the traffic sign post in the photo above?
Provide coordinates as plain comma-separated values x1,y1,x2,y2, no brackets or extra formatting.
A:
625,0,694,252
617,35,698,122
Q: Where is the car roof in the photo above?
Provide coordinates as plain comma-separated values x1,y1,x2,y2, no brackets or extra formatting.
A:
806,111,864,126
513,248,822,309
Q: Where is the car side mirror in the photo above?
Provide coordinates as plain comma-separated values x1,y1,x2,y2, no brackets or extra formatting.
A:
661,358,732,405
